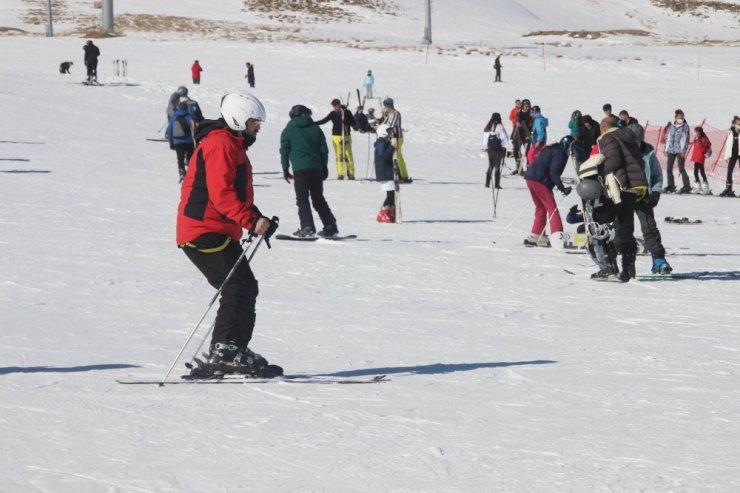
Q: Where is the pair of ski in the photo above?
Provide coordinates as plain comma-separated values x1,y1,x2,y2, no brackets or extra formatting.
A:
275,234,357,242
118,374,388,385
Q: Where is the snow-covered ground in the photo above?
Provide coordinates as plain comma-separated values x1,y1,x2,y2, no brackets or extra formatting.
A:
1,1,739,492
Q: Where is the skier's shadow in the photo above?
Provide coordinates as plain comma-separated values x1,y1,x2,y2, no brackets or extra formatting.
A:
0,363,139,375
324,360,556,378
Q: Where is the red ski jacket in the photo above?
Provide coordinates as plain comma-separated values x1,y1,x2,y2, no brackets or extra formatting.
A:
690,136,711,164
177,122,261,245
191,63,202,78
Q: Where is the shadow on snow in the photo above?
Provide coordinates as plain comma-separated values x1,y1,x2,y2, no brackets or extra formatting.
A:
0,363,140,375
324,360,557,378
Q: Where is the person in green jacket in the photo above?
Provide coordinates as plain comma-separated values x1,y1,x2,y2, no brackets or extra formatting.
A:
280,105,339,238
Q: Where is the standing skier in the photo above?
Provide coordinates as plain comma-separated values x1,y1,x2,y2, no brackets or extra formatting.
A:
482,112,509,189
493,55,502,82
363,70,375,99
191,60,203,84
245,62,255,88
523,136,573,248
377,98,411,182
314,98,355,180
511,99,533,175
83,40,100,84
176,93,280,378
663,109,691,194
280,104,339,238
166,101,195,183
167,86,189,119
374,124,397,223
690,127,712,195
719,116,740,197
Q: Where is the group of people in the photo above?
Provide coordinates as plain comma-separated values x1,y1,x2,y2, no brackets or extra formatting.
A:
483,99,739,282
175,91,410,378
188,59,255,88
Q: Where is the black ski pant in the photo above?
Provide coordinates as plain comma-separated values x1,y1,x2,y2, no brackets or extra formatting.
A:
611,191,638,256
726,156,739,189
293,168,336,231
634,199,665,259
693,163,708,182
495,69,502,82
486,149,504,187
86,60,98,80
174,143,194,175
183,239,258,349
666,153,690,189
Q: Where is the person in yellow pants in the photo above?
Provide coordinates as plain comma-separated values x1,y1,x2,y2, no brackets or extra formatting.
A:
380,97,411,182
315,98,356,180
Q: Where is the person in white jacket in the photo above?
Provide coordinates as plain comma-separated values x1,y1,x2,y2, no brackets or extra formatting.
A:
719,115,740,197
482,112,510,189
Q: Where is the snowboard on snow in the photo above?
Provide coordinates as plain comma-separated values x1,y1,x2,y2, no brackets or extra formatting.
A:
275,234,357,242
636,271,739,281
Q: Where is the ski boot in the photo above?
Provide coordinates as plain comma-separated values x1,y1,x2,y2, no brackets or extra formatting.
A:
662,185,676,194
677,186,693,195
590,266,619,281
651,258,673,274
189,341,283,378
318,222,339,238
376,206,396,223
701,182,712,195
293,226,316,238
619,253,636,282
719,188,736,198
524,234,550,247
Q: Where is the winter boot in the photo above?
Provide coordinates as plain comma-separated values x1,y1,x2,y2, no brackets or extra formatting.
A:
719,187,735,198
662,185,676,194
293,226,316,238
651,257,673,274
619,253,636,282
318,222,339,238
702,182,712,195
590,266,619,281
376,206,396,223
677,185,693,194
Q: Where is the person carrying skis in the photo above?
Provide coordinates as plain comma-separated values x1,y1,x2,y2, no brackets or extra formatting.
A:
177,93,280,378
627,122,672,275
374,124,398,223
363,69,375,99
166,101,195,182
690,126,712,195
719,116,740,197
167,86,189,119
482,112,509,189
83,40,100,84
522,136,573,248
280,104,339,238
191,60,203,84
314,98,356,180
376,97,411,182
663,109,691,194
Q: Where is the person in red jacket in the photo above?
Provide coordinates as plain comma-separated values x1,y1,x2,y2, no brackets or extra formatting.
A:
690,127,712,195
191,60,203,84
177,93,280,378
508,99,521,133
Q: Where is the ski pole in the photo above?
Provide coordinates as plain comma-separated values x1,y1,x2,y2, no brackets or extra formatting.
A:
158,120,168,133
159,233,266,386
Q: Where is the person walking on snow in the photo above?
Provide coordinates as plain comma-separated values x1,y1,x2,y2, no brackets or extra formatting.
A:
245,62,255,88
483,112,509,189
176,93,280,378
690,127,712,195
493,55,502,82
167,86,189,119
191,60,203,84
363,70,375,99
314,98,356,180
83,40,100,84
374,124,398,223
377,97,411,182
522,136,573,248
280,104,339,238
719,116,740,197
663,109,691,194
166,101,195,183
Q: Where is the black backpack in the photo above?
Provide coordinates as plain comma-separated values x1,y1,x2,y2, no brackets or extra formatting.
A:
487,132,503,152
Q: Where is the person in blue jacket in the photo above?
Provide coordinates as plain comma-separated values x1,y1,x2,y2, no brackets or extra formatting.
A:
363,69,375,99
528,105,549,162
165,101,195,182
523,136,573,248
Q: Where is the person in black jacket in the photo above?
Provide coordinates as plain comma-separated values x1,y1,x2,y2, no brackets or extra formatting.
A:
374,124,397,223
314,99,356,179
83,40,100,84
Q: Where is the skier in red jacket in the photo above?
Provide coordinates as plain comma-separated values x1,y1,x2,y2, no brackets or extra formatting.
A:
177,93,280,378
689,127,712,195
191,60,203,84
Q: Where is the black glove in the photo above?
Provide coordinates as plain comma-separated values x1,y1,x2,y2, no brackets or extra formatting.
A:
646,191,660,207
322,167,328,180
283,171,293,184
569,204,579,215
558,185,572,196
264,216,279,239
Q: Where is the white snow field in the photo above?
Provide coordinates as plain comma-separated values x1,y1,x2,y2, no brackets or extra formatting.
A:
1,1,739,492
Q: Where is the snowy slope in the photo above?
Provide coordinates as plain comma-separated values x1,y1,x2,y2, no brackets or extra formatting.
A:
1,1,740,492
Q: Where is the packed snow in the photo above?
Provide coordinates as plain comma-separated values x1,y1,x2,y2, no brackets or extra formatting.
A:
1,1,739,491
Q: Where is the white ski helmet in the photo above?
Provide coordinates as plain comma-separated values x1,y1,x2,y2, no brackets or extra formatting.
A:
376,124,392,139
220,93,267,131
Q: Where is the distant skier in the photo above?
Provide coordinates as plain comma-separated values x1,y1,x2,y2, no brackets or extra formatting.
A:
280,104,339,238
511,98,533,174
59,61,73,74
166,101,195,183
314,98,355,180
83,40,100,84
482,112,509,189
245,62,255,88
719,115,740,197
376,97,411,182
493,55,502,82
374,124,397,223
191,60,203,84
690,126,712,195
363,69,374,99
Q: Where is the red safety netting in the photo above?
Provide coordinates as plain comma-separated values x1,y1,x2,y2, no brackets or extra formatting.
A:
644,120,731,180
